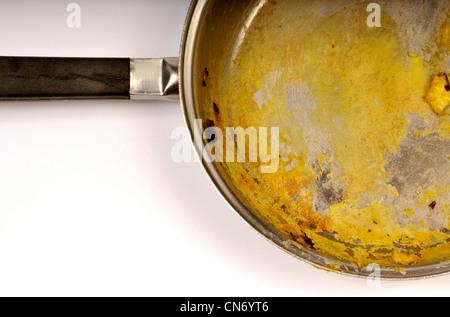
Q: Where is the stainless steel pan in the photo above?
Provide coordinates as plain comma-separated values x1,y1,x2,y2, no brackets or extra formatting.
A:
0,0,449,279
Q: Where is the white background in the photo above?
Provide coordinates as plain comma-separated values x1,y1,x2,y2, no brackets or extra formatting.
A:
0,0,448,297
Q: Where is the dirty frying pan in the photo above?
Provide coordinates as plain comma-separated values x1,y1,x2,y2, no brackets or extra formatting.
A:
0,0,449,279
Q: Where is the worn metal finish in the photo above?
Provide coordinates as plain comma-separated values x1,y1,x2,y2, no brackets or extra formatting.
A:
130,58,179,100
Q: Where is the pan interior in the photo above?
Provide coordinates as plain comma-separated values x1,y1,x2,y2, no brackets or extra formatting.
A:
189,0,450,277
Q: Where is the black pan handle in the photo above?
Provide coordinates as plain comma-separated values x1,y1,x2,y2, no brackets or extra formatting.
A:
0,56,130,100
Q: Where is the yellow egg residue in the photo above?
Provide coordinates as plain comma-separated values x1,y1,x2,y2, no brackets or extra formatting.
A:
425,73,450,116
213,1,450,270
